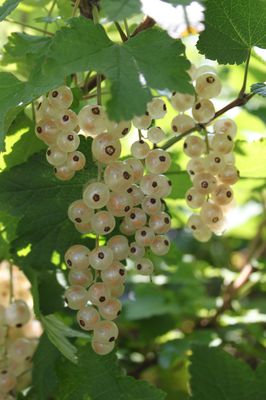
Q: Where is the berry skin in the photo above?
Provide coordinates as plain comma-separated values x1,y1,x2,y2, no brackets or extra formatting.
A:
127,184,145,206
68,199,94,225
135,227,155,247
186,157,206,179
124,207,147,230
124,158,144,182
64,285,88,310
193,224,212,242
46,146,67,167
83,182,110,209
57,109,78,133
0,370,17,394
131,140,150,160
68,268,93,287
141,195,162,215
89,246,114,271
107,191,133,217
36,98,60,120
104,161,134,192
171,114,195,134
78,105,108,136
54,164,75,181
183,135,206,158
185,187,205,209
147,126,165,144
5,300,31,328
88,282,111,306
92,133,121,164
56,132,80,152
135,258,154,275
147,98,167,119
48,86,73,109
195,72,222,99
214,118,237,138
66,151,86,171
74,221,92,234
212,133,234,154
205,152,225,174
218,164,239,185
195,65,217,79
110,121,132,138
35,118,59,145
98,298,122,320
211,184,234,205
64,244,90,269
91,339,115,355
132,114,152,129
140,174,172,197
101,261,126,286
149,212,171,234
150,235,170,256
170,92,195,112
7,338,34,362
77,306,100,331
187,214,205,232
193,172,217,194
145,149,171,174
91,211,116,235
107,235,129,261
110,284,125,298
192,99,215,123
200,202,224,227
129,242,145,260
119,220,136,236
93,320,119,343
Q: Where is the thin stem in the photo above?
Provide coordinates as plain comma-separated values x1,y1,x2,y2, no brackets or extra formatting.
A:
5,18,53,35
162,125,200,150
115,22,127,42
72,0,81,17
92,5,99,24
124,19,130,38
96,74,102,106
138,129,143,141
31,102,36,125
44,0,57,33
182,6,192,34
239,49,251,97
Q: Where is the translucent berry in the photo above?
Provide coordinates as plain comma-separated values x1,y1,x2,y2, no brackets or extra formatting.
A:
200,201,224,227
171,114,195,134
48,86,73,109
64,285,88,310
98,298,122,320
193,172,217,194
64,244,90,269
107,191,133,217
68,199,94,225
195,65,217,79
212,133,234,154
5,300,31,328
147,98,167,119
68,268,93,287
124,207,147,230
126,184,145,206
135,258,154,275
147,126,165,144
195,72,222,99
57,109,78,133
78,105,108,136
131,140,150,160
183,135,206,158
150,235,170,256
171,92,195,112
54,163,75,181
129,241,145,260
91,211,116,235
186,157,206,179
101,261,126,286
93,320,119,343
132,113,152,130
91,339,115,355
46,146,67,167
205,152,225,174
218,164,239,185
92,133,121,164
214,118,237,138
192,99,215,123
185,187,205,209
211,184,234,205
104,161,134,192
145,149,171,174
0,370,16,394
77,306,100,330
83,182,110,209
119,220,136,236
135,227,155,246
35,118,59,144
110,284,125,298
56,131,80,152
149,212,171,234
89,246,114,271
67,151,86,171
140,174,172,197
107,235,129,261
88,282,111,306
193,224,212,242
125,158,144,182
141,196,161,216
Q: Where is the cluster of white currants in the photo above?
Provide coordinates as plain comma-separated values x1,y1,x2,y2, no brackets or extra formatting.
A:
169,65,239,241
35,86,86,180
0,262,41,398
64,97,172,355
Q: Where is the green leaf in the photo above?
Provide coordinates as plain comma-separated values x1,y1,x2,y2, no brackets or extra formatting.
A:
162,0,196,5
197,0,266,64
0,138,96,269
189,345,258,400
42,314,89,364
56,345,166,400
31,334,60,400
255,362,266,399
101,0,141,20
235,139,266,179
0,0,21,21
251,83,266,97
44,18,193,120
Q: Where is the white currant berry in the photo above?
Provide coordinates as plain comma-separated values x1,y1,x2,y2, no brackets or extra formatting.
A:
149,212,171,234
135,258,154,275
147,126,165,144
195,72,222,99
101,261,126,286
110,120,132,138
64,285,88,310
145,149,171,174
140,174,172,197
126,184,145,206
212,133,234,154
93,320,118,343
77,306,100,331
187,214,205,232
56,131,80,152
91,211,116,235
129,242,145,260
171,114,195,134
205,152,225,174
104,161,134,192
7,338,34,363
193,224,212,242
150,235,170,256
170,92,195,112
48,86,73,109
64,244,90,269
192,99,215,123
214,118,237,138
186,157,206,179
131,140,150,160
223,152,236,164
125,158,144,182
132,113,152,129
107,191,133,217
68,268,93,287
5,300,31,328
91,339,115,355
89,246,114,271
35,118,59,144
83,182,110,209
98,298,122,320
57,109,78,133
67,151,86,171
92,133,121,164
183,135,206,158
141,195,162,215
110,284,125,298
185,187,205,209
193,172,217,194
74,221,92,234
107,235,129,261
78,105,108,136
46,146,67,166
119,220,136,236
68,199,94,225
218,164,239,185
147,98,167,119
36,98,60,120
200,201,224,227
88,282,111,306
135,227,155,246
0,370,16,394
211,184,234,205
195,65,217,79
54,163,75,181
124,207,147,230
